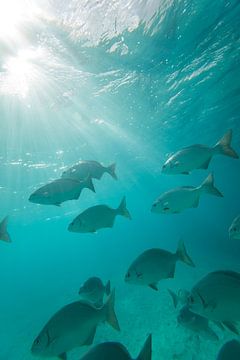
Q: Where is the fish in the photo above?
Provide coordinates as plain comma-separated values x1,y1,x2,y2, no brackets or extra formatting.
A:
68,196,131,233
61,160,117,181
31,290,120,359
125,239,195,290
151,173,223,214
79,334,152,360
177,305,219,341
167,288,191,308
162,130,239,175
0,216,11,243
79,277,111,308
29,177,95,206
187,270,240,334
216,340,240,360
229,215,240,240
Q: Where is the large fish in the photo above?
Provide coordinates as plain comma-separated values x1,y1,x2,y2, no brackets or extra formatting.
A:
29,177,95,206
31,290,120,359
162,130,239,175
79,277,111,308
68,196,131,233
187,270,240,334
0,216,11,243
151,173,223,214
229,215,240,240
216,340,240,360
79,334,152,360
62,160,117,181
125,240,195,290
177,305,219,341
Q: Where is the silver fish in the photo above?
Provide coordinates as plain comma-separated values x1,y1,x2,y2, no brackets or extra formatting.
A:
29,177,95,206
31,290,120,359
187,270,240,334
0,216,11,243
79,277,111,308
229,215,240,240
62,160,117,181
151,173,223,214
125,240,195,290
80,334,152,360
217,340,240,360
68,196,131,233
177,305,219,341
162,130,238,175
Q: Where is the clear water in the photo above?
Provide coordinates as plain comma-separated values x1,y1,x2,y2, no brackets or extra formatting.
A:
0,0,240,359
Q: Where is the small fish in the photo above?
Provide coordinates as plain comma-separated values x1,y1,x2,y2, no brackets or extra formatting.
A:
80,334,152,360
125,240,195,290
216,340,240,360
62,160,117,181
151,173,223,214
79,277,111,308
229,215,240,240
177,305,219,341
68,196,131,233
0,216,11,243
162,130,239,175
29,177,95,206
31,290,120,359
187,270,240,334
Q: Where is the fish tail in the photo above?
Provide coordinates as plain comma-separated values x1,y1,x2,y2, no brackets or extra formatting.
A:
105,280,111,296
176,239,195,267
117,196,132,219
137,334,152,360
0,216,11,243
106,163,118,180
104,289,120,331
214,129,239,158
200,173,223,197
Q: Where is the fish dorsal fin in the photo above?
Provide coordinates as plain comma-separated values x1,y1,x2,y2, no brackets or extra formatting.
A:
137,334,152,360
84,326,97,345
211,270,240,282
58,353,67,360
149,283,158,291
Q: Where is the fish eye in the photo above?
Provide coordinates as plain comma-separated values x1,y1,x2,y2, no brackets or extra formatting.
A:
233,227,237,232
153,203,157,207
126,272,130,278
34,338,40,345
189,295,194,304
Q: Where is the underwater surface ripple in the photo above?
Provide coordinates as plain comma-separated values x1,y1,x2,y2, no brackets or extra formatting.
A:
0,0,240,359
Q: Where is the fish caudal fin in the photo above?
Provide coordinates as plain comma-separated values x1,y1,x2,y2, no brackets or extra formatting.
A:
200,173,223,197
106,163,118,180
117,196,132,219
85,176,95,193
105,280,111,296
105,289,120,331
176,239,195,267
214,129,239,158
137,334,152,360
0,216,11,243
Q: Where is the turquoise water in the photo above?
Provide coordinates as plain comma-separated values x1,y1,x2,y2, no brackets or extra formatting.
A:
0,0,240,359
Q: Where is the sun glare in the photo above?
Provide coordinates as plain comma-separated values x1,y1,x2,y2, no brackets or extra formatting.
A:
0,1,28,38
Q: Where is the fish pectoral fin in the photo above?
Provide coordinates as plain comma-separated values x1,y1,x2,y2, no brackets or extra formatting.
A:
149,283,158,291
181,171,189,175
199,157,211,169
222,321,240,335
58,353,67,360
84,326,97,345
55,203,61,207
212,321,225,331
